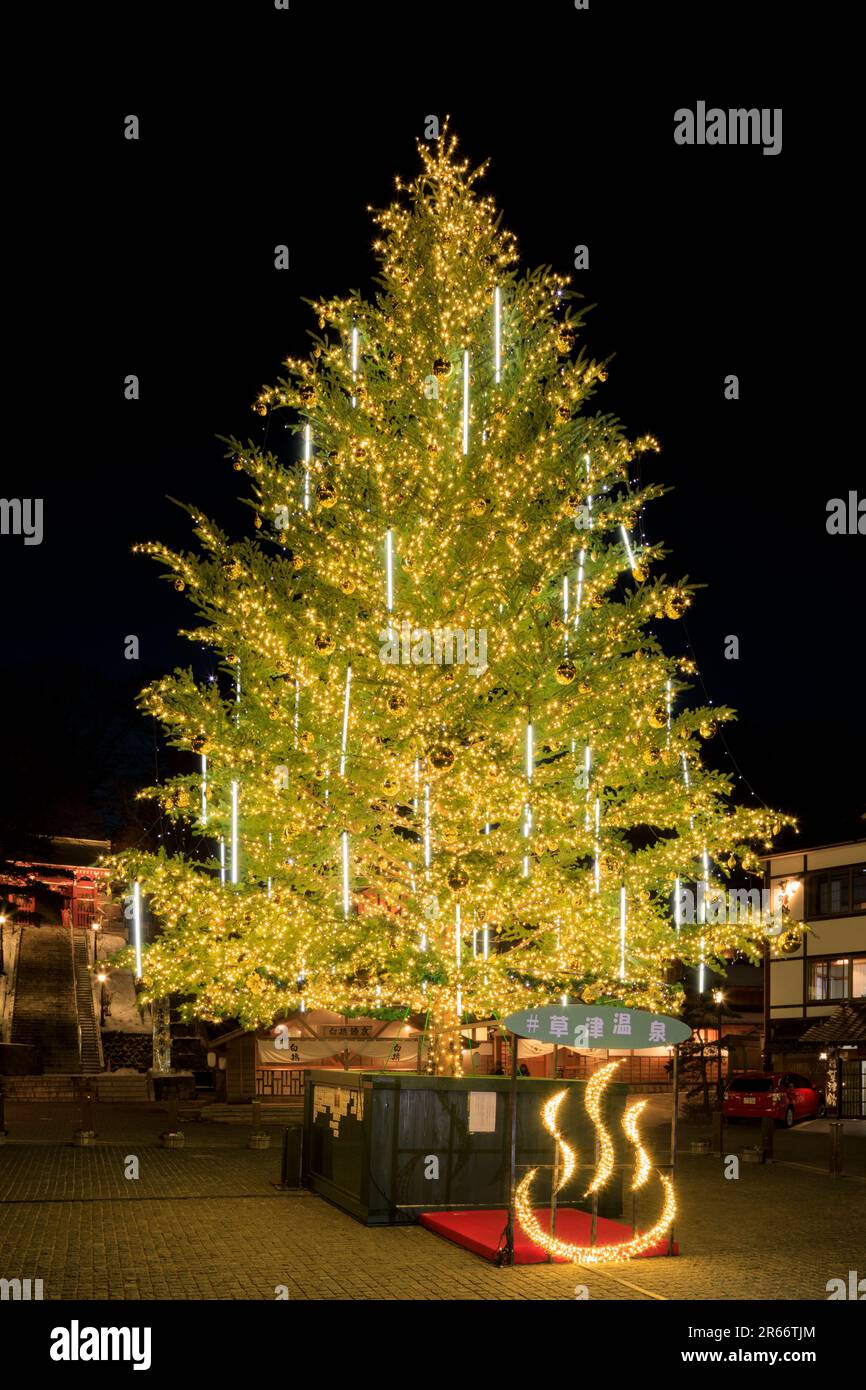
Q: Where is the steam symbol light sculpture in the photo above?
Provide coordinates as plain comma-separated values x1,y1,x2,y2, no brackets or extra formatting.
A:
514,1060,676,1265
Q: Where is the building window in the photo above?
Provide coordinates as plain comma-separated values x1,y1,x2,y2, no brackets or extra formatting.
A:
808,957,866,1001
804,863,866,918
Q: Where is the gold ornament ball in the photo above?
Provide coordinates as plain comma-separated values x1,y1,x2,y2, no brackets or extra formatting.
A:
565,492,582,515
448,867,468,891
468,497,487,517
387,692,408,714
428,743,455,770
300,731,315,750
173,578,185,592
643,747,662,765
433,357,452,379
299,384,315,404
316,481,337,508
555,658,577,685
699,719,718,739
254,514,262,529
665,590,689,619
314,633,335,655
339,576,356,595
648,705,667,729
222,559,242,580
313,768,326,781
292,555,304,572
631,563,648,583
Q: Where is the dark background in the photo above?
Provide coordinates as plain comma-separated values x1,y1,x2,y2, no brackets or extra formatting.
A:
2,2,861,851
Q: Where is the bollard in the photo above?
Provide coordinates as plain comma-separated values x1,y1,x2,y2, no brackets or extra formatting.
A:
829,1121,844,1177
166,1086,178,1132
0,1079,7,1141
711,1109,724,1157
761,1115,774,1163
251,1100,262,1131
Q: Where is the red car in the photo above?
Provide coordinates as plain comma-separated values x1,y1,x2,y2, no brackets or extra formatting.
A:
723,1072,823,1127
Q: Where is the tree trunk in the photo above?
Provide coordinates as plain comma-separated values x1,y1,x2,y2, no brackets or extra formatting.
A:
426,995,463,1077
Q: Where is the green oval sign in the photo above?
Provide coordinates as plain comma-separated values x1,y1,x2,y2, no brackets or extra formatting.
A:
503,1004,691,1050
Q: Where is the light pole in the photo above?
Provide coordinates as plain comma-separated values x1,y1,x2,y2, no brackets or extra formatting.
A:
96,967,109,1027
0,910,7,977
712,988,725,1102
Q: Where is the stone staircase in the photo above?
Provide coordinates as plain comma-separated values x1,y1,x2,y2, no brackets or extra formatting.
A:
11,924,82,1072
72,931,103,1073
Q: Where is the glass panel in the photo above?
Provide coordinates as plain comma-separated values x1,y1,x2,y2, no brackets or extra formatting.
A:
853,866,866,909
828,959,849,999
852,958,866,999
819,878,830,914
829,874,850,913
729,1078,773,1092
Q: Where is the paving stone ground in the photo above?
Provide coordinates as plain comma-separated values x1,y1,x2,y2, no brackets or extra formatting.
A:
0,1105,863,1301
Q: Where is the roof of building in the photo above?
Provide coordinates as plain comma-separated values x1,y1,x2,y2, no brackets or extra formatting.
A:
0,835,111,869
799,1003,866,1044
760,837,866,863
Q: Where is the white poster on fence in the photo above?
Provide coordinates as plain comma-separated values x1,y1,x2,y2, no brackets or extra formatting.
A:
468,1091,498,1134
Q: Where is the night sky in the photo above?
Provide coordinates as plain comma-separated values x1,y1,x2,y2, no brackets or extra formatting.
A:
3,3,861,850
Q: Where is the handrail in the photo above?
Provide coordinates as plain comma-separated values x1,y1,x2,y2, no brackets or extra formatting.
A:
69,925,104,1074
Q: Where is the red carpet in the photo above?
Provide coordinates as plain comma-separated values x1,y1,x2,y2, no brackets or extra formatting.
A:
420,1207,678,1263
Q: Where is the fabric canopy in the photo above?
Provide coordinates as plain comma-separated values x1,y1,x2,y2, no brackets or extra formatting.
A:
257,1038,419,1066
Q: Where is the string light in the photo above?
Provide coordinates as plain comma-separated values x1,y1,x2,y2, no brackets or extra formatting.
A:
462,349,470,455
385,529,394,621
623,1098,652,1191
230,781,239,885
303,423,311,511
340,665,352,776
113,124,791,1043
515,1063,677,1264
584,1060,620,1195
341,830,350,919
132,880,142,980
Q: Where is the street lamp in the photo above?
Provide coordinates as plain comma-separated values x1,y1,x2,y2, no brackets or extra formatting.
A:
96,967,109,1026
712,988,725,1101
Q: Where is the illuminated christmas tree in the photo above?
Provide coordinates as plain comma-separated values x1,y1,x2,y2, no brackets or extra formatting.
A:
114,126,790,1072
